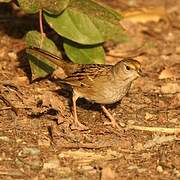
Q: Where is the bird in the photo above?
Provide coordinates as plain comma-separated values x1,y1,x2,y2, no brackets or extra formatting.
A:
26,47,143,130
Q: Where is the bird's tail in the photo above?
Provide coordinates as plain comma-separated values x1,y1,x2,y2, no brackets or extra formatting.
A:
26,47,65,68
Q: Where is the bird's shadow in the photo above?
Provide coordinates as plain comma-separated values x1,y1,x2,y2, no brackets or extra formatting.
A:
53,85,119,113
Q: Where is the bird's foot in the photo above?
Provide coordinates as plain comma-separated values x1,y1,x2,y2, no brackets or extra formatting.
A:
104,120,125,130
101,105,125,130
71,121,89,131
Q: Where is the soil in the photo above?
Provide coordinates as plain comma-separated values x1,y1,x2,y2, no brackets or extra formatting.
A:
0,0,179,179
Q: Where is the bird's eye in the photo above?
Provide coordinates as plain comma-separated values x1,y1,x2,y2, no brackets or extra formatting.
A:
125,65,131,70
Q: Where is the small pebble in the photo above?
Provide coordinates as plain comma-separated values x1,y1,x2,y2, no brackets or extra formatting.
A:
157,165,163,173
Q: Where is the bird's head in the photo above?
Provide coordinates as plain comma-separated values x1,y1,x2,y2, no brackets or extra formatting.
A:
113,58,143,81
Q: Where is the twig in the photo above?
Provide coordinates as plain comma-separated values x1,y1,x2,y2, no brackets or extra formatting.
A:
0,106,30,111
4,83,24,103
0,95,18,115
58,143,111,149
0,107,12,111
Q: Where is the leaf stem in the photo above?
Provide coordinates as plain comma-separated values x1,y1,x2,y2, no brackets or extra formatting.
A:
39,9,45,48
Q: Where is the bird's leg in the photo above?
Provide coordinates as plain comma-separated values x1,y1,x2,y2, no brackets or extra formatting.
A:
71,93,88,130
101,105,122,129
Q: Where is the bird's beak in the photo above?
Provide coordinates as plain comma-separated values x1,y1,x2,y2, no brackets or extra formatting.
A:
137,69,146,77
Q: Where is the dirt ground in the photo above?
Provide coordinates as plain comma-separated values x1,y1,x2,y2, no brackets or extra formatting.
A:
0,0,180,179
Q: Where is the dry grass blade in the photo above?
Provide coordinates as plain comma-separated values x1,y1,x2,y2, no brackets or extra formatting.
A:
122,6,168,24
0,170,23,178
127,125,180,134
107,44,146,59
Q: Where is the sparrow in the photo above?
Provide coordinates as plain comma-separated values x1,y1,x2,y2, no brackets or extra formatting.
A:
27,47,142,130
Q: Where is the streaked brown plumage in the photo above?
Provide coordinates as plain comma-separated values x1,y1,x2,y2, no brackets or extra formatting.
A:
27,47,142,130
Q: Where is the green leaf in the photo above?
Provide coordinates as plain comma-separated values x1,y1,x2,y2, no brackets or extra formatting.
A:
25,31,61,80
43,0,69,15
92,18,128,43
17,0,40,14
44,0,127,44
44,9,103,45
17,0,69,14
63,39,105,64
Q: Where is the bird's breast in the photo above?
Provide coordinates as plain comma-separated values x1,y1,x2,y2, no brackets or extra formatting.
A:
76,80,132,105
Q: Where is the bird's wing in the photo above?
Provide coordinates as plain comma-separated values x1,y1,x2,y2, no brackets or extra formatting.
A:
64,64,113,87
